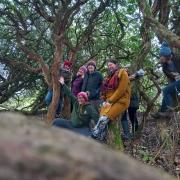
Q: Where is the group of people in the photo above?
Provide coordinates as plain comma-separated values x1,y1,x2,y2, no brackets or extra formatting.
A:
45,41,180,141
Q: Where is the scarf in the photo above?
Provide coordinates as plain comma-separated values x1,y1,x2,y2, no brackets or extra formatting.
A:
101,67,120,93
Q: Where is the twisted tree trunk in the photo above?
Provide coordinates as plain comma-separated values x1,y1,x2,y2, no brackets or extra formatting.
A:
47,38,63,123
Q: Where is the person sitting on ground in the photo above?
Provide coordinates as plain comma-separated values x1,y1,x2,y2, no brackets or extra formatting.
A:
52,76,99,137
91,59,131,141
81,60,103,112
45,60,72,117
71,65,87,97
121,66,145,140
152,41,180,119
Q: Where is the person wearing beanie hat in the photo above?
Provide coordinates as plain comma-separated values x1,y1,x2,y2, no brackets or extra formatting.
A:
151,41,180,119
159,41,172,57
77,92,88,103
81,59,103,112
79,65,87,74
63,60,72,70
52,77,99,137
71,65,87,97
86,60,96,70
45,60,72,118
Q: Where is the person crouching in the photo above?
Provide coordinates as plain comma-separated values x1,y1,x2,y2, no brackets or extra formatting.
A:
53,77,99,137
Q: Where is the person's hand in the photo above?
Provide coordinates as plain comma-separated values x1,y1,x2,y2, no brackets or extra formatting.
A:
86,91,90,96
129,74,136,80
102,101,111,107
136,69,145,77
59,76,65,85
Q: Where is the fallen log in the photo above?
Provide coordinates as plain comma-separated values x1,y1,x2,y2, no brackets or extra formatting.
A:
0,112,175,180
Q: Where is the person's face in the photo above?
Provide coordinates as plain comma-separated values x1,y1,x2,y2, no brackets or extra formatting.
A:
87,65,95,73
64,65,71,71
107,62,116,71
77,69,84,76
77,96,86,105
160,56,171,64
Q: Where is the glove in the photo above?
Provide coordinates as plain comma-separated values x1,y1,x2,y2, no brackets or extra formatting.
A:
136,69,145,77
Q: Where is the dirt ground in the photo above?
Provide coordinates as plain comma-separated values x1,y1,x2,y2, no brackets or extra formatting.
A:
124,113,180,178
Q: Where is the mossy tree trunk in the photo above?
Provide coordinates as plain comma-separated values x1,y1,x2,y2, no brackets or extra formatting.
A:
107,114,124,151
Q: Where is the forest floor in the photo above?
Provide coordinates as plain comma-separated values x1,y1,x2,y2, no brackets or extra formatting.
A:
124,114,180,179
29,112,180,178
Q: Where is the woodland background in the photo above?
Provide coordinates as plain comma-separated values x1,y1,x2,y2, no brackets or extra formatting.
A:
0,0,180,177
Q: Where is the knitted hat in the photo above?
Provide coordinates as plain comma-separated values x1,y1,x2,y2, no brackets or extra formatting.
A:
77,92,88,102
87,60,96,69
79,65,87,74
63,60,72,69
159,41,172,57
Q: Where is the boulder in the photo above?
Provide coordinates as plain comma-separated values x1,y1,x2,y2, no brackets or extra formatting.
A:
0,112,175,180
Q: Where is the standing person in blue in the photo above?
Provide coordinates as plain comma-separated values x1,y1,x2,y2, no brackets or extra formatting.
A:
45,60,72,117
121,67,145,140
81,60,103,112
52,77,99,137
152,41,180,119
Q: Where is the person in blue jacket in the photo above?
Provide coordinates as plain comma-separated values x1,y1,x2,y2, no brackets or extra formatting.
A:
152,41,180,118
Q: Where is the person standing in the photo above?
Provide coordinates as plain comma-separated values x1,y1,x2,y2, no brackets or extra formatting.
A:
81,60,103,112
121,68,145,139
45,60,72,117
71,65,87,97
91,59,131,141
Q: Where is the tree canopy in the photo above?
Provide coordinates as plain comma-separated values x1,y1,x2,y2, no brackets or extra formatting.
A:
0,0,179,119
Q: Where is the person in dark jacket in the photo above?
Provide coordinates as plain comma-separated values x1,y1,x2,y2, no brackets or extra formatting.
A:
121,68,145,139
81,60,103,112
45,60,72,117
71,65,87,97
53,77,99,137
152,41,180,118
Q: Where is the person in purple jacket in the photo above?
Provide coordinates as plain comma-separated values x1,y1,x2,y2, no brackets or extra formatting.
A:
71,65,87,97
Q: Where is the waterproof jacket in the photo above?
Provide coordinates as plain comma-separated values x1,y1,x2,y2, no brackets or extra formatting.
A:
100,68,131,120
81,71,103,100
59,68,71,85
62,85,99,127
71,75,83,97
162,54,180,82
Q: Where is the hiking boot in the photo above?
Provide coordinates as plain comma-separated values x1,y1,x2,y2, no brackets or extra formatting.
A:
151,111,172,119
121,133,132,141
121,120,132,140
91,116,109,141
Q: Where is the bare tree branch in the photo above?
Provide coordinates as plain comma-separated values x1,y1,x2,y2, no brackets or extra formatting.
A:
137,0,180,48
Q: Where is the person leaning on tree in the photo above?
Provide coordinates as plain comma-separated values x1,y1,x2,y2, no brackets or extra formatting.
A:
45,60,72,118
91,59,131,141
152,41,180,119
52,76,99,137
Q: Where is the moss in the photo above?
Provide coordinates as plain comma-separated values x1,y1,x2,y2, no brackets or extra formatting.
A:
107,119,124,151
